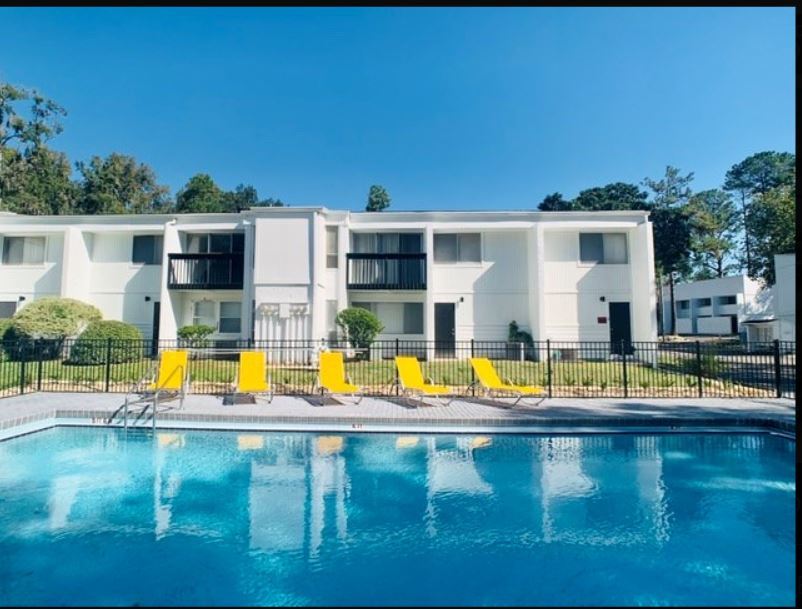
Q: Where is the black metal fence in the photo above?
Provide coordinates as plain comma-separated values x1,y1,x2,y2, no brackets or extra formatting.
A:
0,338,795,400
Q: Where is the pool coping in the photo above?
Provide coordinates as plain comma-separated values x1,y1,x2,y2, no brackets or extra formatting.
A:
0,406,795,442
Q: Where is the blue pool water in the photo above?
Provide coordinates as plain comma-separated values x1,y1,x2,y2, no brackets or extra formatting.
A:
0,427,795,606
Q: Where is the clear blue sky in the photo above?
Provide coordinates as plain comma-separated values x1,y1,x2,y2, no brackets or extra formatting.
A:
1,7,795,211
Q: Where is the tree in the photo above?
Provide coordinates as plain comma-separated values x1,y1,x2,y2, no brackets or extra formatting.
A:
572,182,650,211
0,146,78,214
1,82,67,208
175,173,225,213
0,83,66,153
366,184,391,212
76,154,171,214
686,189,739,279
223,183,284,212
642,166,695,336
537,192,573,211
651,206,693,335
723,151,795,275
642,165,694,209
745,185,795,285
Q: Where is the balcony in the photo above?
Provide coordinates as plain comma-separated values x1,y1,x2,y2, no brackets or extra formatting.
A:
346,253,426,290
168,253,244,290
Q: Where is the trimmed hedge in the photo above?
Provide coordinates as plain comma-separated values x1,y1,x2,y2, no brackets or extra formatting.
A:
3,298,103,361
11,297,102,339
69,321,144,365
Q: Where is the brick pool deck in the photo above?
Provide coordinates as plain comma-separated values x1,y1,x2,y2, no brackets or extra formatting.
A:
0,391,795,440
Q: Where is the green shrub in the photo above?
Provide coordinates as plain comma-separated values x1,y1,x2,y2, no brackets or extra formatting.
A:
4,297,102,361
69,321,143,365
581,376,593,387
600,380,608,391
508,320,536,360
177,324,216,348
335,308,383,351
11,297,102,339
639,379,650,389
564,376,576,386
683,354,722,378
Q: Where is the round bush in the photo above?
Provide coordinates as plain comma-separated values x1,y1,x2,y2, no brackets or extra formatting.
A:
335,308,383,351
69,321,143,365
4,298,103,361
11,297,102,339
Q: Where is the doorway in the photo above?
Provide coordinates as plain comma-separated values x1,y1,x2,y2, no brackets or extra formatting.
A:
609,301,633,355
434,303,455,358
151,301,161,356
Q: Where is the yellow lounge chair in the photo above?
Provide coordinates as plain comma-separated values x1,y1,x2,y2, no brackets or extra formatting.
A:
122,350,190,422
233,351,273,403
316,351,363,404
394,356,454,406
469,357,544,406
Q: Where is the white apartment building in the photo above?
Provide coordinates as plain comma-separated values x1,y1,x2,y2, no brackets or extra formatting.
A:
660,274,773,337
0,207,657,352
741,254,796,346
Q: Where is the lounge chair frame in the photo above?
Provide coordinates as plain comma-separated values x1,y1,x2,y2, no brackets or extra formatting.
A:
314,351,364,404
232,351,274,403
468,357,545,407
393,356,456,407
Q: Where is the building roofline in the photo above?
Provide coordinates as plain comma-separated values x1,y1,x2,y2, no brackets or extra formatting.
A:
0,207,651,224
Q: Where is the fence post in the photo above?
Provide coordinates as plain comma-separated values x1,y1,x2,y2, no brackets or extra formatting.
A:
773,339,782,398
104,338,112,393
36,339,43,392
546,339,553,399
470,339,476,397
395,338,400,396
621,341,628,398
695,340,703,398
19,344,27,395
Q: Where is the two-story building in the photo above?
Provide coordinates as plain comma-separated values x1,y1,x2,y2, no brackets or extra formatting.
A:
0,207,657,352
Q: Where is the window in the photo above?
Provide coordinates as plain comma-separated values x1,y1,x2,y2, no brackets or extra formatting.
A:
403,302,424,334
192,301,216,328
0,301,16,319
187,233,243,253
350,302,423,334
579,233,628,264
132,235,163,265
351,232,422,254
218,302,242,334
326,227,338,268
718,295,737,305
433,233,481,263
677,300,690,310
696,298,712,307
2,236,45,265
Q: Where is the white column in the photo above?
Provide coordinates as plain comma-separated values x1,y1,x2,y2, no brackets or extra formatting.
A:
424,226,435,361
158,221,182,341
526,225,546,342
241,221,255,340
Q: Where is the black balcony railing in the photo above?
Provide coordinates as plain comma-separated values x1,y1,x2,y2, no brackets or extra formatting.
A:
168,253,244,290
346,253,427,290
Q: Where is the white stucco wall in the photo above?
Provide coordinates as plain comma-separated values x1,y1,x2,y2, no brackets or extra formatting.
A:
0,232,64,307
431,230,530,342
774,253,795,342
542,230,632,341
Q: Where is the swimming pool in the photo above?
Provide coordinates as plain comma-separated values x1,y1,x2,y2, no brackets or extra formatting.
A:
0,428,795,606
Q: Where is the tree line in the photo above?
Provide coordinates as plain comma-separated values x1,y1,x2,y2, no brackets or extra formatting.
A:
0,83,284,216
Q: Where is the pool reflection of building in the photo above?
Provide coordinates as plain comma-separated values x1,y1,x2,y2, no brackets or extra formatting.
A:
32,431,708,552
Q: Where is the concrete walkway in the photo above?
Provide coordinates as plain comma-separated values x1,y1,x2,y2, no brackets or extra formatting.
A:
0,391,795,439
